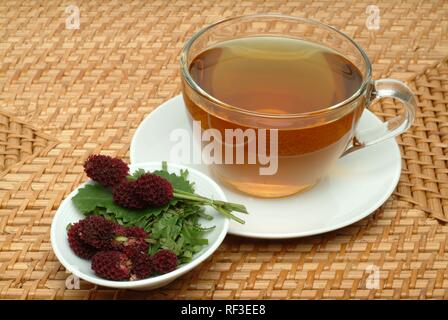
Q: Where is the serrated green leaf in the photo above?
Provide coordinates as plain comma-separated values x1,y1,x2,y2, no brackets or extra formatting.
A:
71,184,112,213
153,168,195,193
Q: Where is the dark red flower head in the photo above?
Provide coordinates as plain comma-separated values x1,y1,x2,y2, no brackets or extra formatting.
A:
84,154,129,187
151,249,178,274
67,221,97,259
134,173,173,207
113,226,149,256
91,251,132,281
113,181,147,209
78,215,116,249
123,226,148,239
130,251,154,280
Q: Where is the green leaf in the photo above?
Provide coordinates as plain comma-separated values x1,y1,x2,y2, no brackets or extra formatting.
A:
127,168,146,181
150,213,182,240
181,223,209,246
152,168,195,193
71,183,112,213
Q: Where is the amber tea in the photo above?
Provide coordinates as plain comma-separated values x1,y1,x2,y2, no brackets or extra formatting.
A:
183,36,364,197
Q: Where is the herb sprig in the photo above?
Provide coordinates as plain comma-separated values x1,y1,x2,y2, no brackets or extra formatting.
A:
72,162,247,263
130,162,247,224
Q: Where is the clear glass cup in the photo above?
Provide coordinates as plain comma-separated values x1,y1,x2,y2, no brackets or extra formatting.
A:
180,14,416,198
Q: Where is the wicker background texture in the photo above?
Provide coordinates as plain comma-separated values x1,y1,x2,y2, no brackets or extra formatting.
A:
0,0,447,299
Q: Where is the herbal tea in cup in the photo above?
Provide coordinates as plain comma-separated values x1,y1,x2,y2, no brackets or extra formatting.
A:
180,15,416,198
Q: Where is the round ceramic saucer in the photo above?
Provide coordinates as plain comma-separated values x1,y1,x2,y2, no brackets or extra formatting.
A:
130,95,401,239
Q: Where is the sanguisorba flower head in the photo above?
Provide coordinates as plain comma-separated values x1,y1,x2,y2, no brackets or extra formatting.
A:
67,221,97,259
129,251,154,280
134,173,174,207
113,181,148,209
91,251,132,281
78,215,116,249
84,154,129,188
151,249,178,274
112,226,149,256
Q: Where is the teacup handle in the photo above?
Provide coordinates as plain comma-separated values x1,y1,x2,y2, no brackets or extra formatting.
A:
342,79,417,156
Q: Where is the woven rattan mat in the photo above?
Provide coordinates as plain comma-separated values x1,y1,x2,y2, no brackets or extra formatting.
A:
1,0,447,299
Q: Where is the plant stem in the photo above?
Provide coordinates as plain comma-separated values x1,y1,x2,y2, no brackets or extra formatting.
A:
173,190,247,224
174,189,248,213
212,205,245,225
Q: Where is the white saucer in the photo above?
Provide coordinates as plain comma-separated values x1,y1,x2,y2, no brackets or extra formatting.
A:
130,95,401,239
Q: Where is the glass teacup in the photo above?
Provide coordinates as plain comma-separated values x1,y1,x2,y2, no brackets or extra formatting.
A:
180,15,416,198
